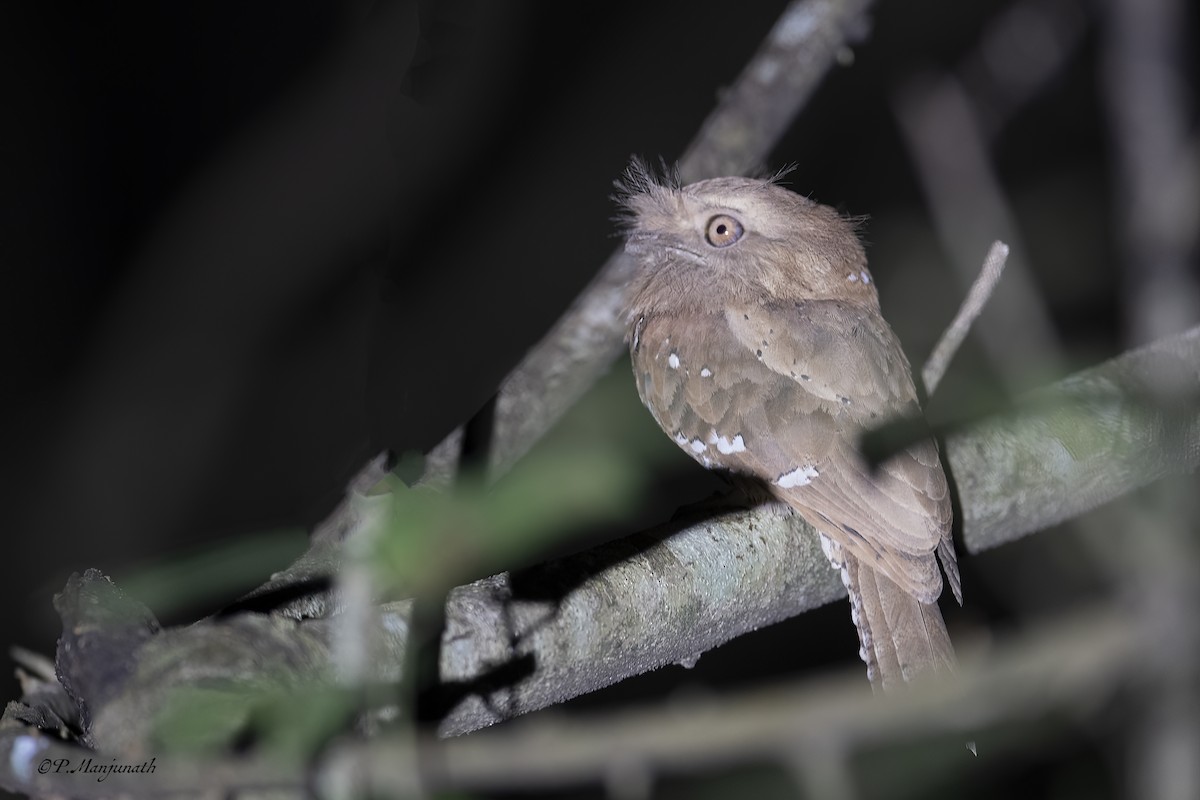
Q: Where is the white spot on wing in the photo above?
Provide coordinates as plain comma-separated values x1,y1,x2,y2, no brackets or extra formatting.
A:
860,270,870,284
847,272,858,282
819,532,842,567
700,367,712,378
776,465,819,488
674,432,689,446
706,431,746,454
689,438,707,453
668,352,680,369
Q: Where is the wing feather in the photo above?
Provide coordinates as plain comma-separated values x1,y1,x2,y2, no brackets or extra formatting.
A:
631,300,954,603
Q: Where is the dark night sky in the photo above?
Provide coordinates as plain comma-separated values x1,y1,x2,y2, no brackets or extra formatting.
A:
0,6,1162,786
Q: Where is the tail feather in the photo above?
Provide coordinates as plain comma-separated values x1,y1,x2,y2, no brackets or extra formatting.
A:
938,536,964,606
847,554,956,690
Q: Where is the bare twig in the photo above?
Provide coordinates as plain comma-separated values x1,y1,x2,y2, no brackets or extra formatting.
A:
922,240,1010,396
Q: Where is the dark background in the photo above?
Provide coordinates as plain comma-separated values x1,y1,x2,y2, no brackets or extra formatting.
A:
1,1,1191,796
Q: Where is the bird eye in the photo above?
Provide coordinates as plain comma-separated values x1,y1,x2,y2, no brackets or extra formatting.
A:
705,214,744,248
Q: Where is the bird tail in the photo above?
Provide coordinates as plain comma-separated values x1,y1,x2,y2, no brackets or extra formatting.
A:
844,555,956,690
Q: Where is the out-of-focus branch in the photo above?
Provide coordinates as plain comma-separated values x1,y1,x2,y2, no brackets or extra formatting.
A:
0,607,1139,798
1103,0,1200,346
348,609,1141,793
893,73,1064,390
959,0,1089,142
890,0,1091,391
1103,0,1199,797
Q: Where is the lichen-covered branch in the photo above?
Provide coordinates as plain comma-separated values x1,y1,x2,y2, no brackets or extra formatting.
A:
442,323,1200,733
949,323,1200,552
14,325,1195,770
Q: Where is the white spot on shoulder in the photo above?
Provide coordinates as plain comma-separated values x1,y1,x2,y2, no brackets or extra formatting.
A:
700,367,712,378
689,438,707,453
776,465,819,488
707,431,745,454
668,352,680,369
847,272,858,282
860,270,870,284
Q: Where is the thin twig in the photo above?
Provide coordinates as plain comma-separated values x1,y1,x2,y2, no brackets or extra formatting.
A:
922,241,1010,396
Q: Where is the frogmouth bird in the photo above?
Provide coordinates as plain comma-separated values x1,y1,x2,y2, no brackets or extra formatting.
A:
616,163,961,689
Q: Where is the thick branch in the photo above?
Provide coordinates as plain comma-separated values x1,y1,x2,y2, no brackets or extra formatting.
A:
444,324,1200,732
39,326,1200,755
949,324,1200,552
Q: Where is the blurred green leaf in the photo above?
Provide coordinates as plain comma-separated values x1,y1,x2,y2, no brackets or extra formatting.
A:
117,529,308,617
249,685,361,761
153,682,363,762
363,359,669,598
152,685,258,754
369,446,645,597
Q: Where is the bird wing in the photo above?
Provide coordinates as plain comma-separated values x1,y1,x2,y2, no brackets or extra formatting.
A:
631,300,955,604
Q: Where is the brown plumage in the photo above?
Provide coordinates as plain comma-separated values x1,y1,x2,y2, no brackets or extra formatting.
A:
616,163,961,689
